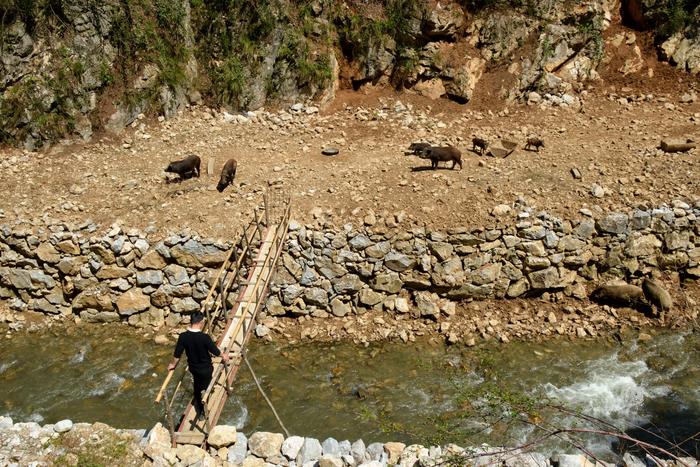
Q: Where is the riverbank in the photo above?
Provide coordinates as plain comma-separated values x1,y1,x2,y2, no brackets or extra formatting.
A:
2,415,697,467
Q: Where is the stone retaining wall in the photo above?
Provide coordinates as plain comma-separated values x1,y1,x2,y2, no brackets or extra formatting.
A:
0,222,232,326
264,201,700,321
1,201,699,326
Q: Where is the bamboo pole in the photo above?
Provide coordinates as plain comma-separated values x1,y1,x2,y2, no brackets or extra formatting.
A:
155,369,174,403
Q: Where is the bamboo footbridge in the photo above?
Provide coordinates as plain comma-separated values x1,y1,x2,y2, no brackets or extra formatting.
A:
155,190,291,446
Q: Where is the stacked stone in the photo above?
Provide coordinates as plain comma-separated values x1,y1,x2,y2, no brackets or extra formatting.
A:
141,422,699,467
0,202,698,327
0,222,230,326
266,202,699,320
2,416,697,467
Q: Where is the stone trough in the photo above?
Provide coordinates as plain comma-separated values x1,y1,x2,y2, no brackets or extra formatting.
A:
487,140,518,158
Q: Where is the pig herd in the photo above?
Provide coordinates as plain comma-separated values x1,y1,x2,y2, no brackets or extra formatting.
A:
164,155,237,193
407,135,545,170
164,134,546,189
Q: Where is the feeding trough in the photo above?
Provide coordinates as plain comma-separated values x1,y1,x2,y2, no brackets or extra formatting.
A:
487,140,518,158
321,147,340,156
659,138,696,153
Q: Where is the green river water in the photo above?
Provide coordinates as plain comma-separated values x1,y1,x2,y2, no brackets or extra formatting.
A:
2,324,700,459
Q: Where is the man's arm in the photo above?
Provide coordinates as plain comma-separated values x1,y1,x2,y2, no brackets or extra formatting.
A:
168,334,185,370
206,334,229,362
167,357,180,371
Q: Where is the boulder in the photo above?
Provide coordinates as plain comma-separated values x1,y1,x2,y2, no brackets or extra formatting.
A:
597,213,629,235
401,271,432,290
116,289,150,316
322,438,341,457
660,33,700,75
90,244,116,264
507,278,529,298
333,274,364,294
36,243,61,263
395,297,410,313
331,298,352,317
53,419,73,433
574,219,596,239
631,210,651,230
266,295,286,316
372,272,403,294
242,458,265,467
57,257,84,275
175,444,206,465
665,231,691,251
248,431,284,459
365,241,391,259
348,234,371,250
31,298,58,314
283,253,303,279
359,288,384,307
282,284,304,305
351,439,367,465
445,282,493,300
95,265,132,280
150,285,174,308
298,437,323,465
366,442,384,461
300,267,319,286
319,455,345,467
282,435,305,460
625,234,661,257
471,263,501,285
144,422,171,460
136,270,164,286
519,226,547,240
304,287,329,307
228,432,248,465
164,264,190,286
56,240,81,255
414,292,439,319
5,269,55,290
170,297,199,314
528,267,560,289
384,442,406,464
136,250,167,270
208,425,237,449
72,286,113,311
384,251,415,272
432,257,464,287
429,241,453,262
80,310,120,323
171,240,227,267
443,59,485,104
316,256,348,280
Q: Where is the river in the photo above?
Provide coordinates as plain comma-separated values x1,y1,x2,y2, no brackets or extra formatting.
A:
1,324,699,459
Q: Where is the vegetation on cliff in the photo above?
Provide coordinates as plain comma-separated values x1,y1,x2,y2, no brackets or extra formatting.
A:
0,0,698,149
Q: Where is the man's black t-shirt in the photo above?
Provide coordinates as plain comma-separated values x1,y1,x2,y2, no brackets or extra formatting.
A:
174,330,220,371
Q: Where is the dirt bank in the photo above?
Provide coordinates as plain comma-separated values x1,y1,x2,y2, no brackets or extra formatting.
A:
0,88,698,241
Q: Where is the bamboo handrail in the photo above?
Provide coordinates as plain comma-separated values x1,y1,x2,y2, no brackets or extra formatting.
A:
156,191,291,439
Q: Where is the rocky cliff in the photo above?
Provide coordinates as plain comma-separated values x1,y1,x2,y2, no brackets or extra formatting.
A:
1,0,698,149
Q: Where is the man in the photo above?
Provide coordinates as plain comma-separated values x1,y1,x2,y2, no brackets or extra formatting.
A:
168,312,229,419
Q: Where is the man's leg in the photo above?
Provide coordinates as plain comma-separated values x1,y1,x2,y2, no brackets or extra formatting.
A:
191,367,213,418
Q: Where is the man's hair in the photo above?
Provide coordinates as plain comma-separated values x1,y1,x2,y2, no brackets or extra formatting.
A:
190,312,205,324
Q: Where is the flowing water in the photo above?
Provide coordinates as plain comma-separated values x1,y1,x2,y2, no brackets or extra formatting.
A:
2,325,700,459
